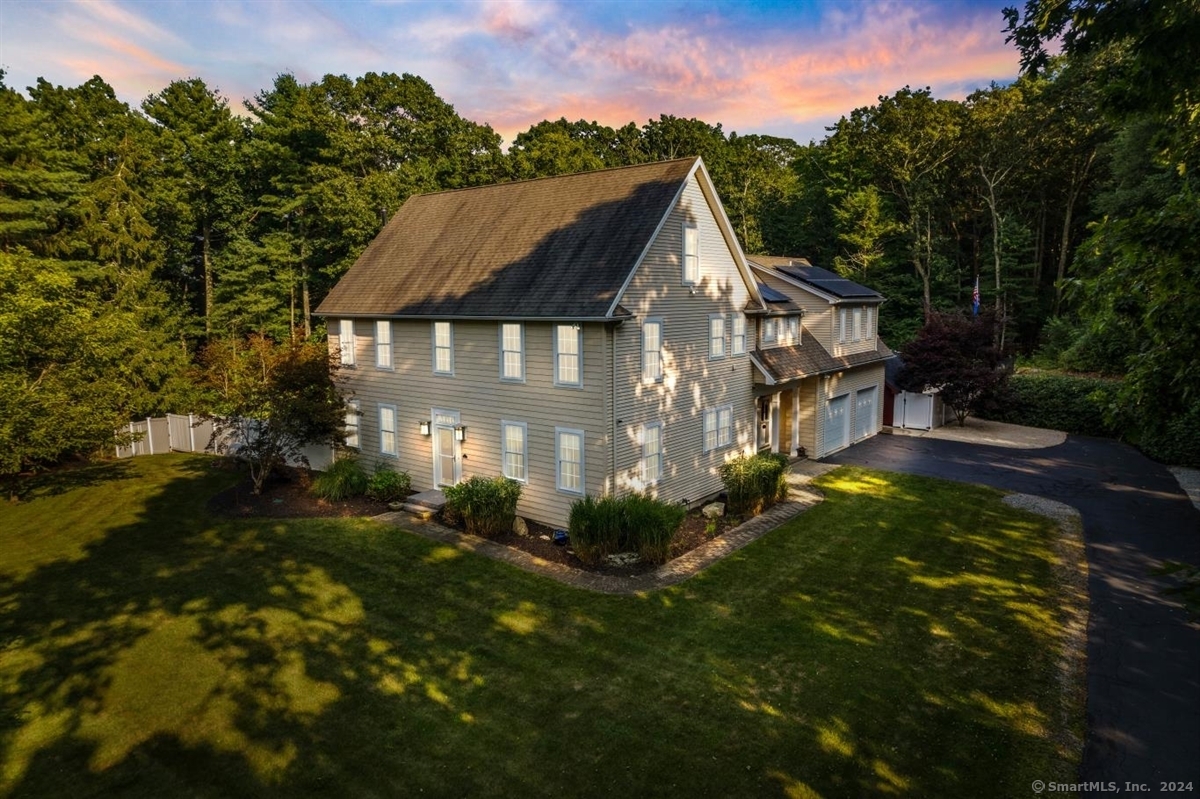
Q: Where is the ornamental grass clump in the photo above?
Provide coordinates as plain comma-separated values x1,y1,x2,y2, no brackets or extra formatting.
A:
311,457,369,501
367,465,411,502
443,475,522,538
622,492,687,565
568,493,686,565
567,494,625,565
719,452,789,516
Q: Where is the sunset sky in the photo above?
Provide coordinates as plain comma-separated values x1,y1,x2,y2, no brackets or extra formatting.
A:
0,0,1022,144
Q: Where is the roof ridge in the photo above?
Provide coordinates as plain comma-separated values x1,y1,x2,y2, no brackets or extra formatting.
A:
406,156,700,201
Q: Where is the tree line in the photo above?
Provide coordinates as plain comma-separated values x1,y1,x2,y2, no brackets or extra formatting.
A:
1,0,1196,477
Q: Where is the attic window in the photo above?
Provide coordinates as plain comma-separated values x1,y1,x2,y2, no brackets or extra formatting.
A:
682,223,700,285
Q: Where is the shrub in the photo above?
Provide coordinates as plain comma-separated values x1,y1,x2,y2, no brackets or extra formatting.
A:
443,475,522,538
719,452,790,516
623,492,687,565
568,492,687,565
981,372,1119,437
311,457,369,501
567,494,625,565
1136,404,1200,467
367,465,411,502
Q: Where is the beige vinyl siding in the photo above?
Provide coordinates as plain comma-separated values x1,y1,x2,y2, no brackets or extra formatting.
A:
755,271,827,349
813,363,885,457
612,173,756,504
797,377,819,457
333,319,607,528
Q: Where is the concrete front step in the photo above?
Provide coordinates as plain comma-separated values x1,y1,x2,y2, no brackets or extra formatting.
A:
407,488,447,510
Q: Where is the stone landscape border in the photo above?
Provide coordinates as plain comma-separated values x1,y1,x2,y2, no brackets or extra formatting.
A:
373,462,835,595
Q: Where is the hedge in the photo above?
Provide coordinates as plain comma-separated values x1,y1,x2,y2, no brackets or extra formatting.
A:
982,372,1119,437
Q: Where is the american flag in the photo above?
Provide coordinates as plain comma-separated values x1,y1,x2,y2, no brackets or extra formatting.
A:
972,277,980,316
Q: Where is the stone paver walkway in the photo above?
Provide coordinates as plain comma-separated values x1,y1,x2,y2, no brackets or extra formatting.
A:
372,460,837,595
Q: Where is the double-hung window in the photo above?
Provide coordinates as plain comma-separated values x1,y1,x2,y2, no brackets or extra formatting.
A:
642,422,663,485
556,428,584,494
554,324,582,387
500,323,524,381
709,315,726,358
375,320,392,369
838,309,847,344
788,317,799,344
642,319,663,383
379,404,397,456
866,306,874,339
852,308,863,342
703,405,733,453
339,319,355,366
763,318,777,345
433,322,453,375
344,400,360,449
501,421,527,482
682,224,700,285
732,316,746,355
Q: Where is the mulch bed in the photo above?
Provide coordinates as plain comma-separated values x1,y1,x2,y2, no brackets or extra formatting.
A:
207,464,394,519
208,462,746,573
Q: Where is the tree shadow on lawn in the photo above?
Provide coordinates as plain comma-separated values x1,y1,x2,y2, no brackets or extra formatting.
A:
0,459,1076,797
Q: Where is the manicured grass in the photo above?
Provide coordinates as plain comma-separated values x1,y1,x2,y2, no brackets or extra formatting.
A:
0,455,1082,797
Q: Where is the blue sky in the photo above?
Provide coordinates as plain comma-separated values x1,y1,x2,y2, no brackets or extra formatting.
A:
0,0,1021,144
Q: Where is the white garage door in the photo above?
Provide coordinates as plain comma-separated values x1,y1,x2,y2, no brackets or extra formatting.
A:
855,386,877,440
825,394,849,452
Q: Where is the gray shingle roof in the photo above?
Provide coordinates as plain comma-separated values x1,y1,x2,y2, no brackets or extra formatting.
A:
754,338,894,383
748,255,882,301
316,158,700,319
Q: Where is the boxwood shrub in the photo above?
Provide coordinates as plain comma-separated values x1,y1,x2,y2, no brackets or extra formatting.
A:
443,475,522,538
367,465,411,502
719,452,790,516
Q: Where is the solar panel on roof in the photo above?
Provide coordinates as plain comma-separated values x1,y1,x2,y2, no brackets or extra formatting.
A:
776,265,880,299
757,282,791,303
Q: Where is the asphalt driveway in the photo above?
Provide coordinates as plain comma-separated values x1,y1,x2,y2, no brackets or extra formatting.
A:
825,433,1200,793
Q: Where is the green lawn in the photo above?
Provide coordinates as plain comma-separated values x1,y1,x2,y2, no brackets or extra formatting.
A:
0,455,1082,797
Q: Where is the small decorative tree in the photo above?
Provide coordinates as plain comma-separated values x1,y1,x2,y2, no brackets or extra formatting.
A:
898,311,1008,426
197,333,343,493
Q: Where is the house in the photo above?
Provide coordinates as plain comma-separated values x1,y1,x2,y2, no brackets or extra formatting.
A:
316,158,892,528
745,256,893,460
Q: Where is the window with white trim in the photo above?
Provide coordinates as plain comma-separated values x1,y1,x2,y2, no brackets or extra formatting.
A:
763,317,777,345
866,306,874,339
682,224,700,285
703,405,733,452
500,323,524,381
556,428,584,494
554,324,582,386
501,421,527,482
379,404,397,456
339,319,355,366
788,316,799,344
732,315,746,355
344,400,360,449
433,322,453,375
838,308,847,344
709,315,726,358
375,320,392,369
852,307,863,342
642,422,663,485
642,319,663,383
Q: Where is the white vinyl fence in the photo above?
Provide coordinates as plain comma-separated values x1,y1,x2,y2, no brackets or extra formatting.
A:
115,413,334,470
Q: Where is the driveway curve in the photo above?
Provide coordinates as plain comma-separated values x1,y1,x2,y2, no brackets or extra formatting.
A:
825,433,1200,793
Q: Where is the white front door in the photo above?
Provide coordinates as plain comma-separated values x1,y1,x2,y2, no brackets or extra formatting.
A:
855,386,877,440
825,393,849,453
431,408,461,487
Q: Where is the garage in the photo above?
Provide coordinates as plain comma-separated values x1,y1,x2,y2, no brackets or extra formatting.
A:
825,393,849,452
855,386,877,440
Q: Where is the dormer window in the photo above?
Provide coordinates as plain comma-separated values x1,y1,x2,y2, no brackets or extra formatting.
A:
763,318,777,344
